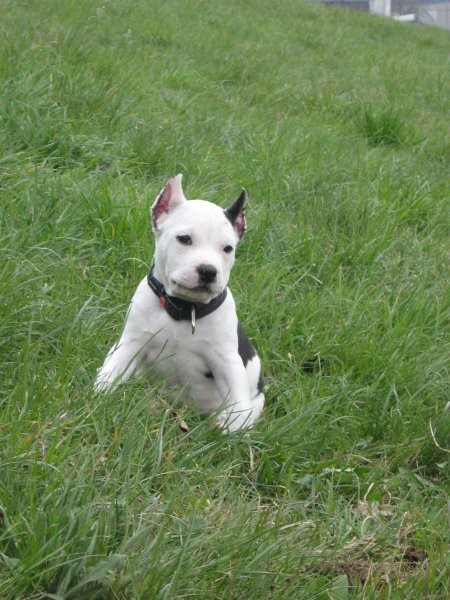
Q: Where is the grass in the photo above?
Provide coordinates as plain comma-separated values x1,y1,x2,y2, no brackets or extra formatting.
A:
1,0,449,598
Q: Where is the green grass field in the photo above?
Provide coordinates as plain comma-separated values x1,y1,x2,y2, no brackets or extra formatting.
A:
1,0,449,598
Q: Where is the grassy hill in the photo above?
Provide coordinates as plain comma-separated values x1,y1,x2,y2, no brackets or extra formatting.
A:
1,0,449,598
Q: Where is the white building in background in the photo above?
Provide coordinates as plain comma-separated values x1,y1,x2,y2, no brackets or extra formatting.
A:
317,0,450,29
417,1,450,28
370,0,392,16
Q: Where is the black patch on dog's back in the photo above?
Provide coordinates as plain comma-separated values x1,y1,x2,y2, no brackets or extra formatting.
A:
257,369,264,394
204,371,214,379
237,322,256,366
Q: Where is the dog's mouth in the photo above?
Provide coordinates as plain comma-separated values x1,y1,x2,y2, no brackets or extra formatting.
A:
178,282,211,293
171,281,213,301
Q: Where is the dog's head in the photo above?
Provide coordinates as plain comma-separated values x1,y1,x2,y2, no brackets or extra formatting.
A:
151,174,247,303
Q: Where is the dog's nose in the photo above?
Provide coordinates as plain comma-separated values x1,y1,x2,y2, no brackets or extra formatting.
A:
197,264,217,284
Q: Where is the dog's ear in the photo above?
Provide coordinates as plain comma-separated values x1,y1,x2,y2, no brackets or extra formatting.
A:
151,174,186,230
225,189,247,241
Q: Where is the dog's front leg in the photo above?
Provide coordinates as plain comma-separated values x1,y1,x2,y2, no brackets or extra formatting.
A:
212,357,255,432
94,338,145,393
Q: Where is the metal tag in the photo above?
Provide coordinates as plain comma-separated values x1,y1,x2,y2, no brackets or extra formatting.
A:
191,306,196,335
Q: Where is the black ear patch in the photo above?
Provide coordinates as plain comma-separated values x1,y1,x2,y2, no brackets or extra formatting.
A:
225,189,247,241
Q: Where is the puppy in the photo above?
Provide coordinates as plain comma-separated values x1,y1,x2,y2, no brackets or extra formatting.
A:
95,175,264,431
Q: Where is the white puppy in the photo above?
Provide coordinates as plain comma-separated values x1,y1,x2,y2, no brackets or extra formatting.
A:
95,175,264,431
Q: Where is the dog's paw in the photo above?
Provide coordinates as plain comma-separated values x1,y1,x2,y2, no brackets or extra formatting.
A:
93,372,116,394
93,379,108,394
217,406,256,433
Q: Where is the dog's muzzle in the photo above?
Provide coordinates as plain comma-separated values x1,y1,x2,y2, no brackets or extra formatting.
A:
196,264,218,284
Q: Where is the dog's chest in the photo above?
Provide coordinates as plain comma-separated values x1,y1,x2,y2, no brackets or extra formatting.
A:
143,331,212,384
129,278,232,384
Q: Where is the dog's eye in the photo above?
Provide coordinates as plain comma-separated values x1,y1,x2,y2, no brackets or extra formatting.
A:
177,235,192,245
223,245,233,254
